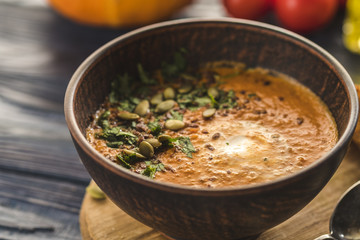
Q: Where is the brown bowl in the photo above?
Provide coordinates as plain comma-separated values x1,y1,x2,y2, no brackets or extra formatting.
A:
64,18,358,239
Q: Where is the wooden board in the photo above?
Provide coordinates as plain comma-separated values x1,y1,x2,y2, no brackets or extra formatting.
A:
80,145,360,240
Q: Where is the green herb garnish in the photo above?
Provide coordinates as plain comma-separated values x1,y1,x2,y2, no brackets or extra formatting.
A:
161,48,187,79
171,136,196,158
169,110,183,121
97,110,110,129
148,121,162,136
116,154,133,169
142,161,165,178
106,141,124,148
99,127,138,146
109,73,132,103
117,97,140,112
215,89,238,109
137,63,156,85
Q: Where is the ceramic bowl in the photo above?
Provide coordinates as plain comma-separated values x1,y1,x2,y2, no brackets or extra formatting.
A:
64,18,358,240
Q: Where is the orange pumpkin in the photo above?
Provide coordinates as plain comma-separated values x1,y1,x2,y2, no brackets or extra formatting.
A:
48,0,193,28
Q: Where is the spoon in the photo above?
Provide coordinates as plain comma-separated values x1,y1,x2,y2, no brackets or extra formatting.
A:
315,181,360,240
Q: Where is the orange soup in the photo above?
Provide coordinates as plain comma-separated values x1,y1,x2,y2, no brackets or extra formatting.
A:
86,59,337,188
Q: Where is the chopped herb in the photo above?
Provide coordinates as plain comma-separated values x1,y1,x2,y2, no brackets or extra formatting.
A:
161,48,187,79
116,154,133,169
122,152,140,164
148,121,162,136
170,136,196,158
137,63,156,85
118,97,140,112
216,89,238,109
99,127,138,146
117,151,144,169
209,94,218,108
176,94,193,109
106,141,123,148
169,110,183,121
97,110,110,129
142,161,165,178
109,73,132,103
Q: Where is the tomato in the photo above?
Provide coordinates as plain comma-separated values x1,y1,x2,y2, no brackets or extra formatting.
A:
274,0,339,33
222,0,272,20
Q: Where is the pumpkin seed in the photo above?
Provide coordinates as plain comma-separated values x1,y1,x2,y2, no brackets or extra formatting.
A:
165,119,185,131
145,138,162,148
208,87,219,99
123,149,146,159
164,87,176,99
86,183,106,200
150,93,163,105
134,100,149,116
158,134,172,142
178,84,192,94
202,108,216,118
139,141,154,158
155,100,175,113
118,111,140,120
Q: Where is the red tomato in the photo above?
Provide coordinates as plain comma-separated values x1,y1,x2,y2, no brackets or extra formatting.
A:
222,0,272,20
274,0,338,33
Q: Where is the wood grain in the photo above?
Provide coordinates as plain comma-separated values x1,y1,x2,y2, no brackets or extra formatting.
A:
80,145,360,240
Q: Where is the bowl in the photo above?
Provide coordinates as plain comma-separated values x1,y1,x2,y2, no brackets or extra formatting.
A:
64,18,358,239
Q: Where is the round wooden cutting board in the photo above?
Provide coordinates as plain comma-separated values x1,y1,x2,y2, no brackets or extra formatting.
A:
80,145,360,240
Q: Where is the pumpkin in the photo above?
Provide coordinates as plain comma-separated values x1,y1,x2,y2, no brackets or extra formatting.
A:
48,0,193,28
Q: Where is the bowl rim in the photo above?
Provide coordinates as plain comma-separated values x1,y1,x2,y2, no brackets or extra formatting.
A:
64,17,359,196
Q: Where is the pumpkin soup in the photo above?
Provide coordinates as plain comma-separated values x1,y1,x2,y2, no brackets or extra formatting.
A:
86,57,337,188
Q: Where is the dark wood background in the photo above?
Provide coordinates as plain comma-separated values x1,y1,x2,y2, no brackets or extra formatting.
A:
0,0,359,239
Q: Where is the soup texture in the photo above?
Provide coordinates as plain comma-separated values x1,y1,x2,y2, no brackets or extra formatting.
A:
86,56,338,188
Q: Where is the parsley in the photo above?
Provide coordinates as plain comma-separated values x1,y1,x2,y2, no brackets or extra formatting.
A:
171,136,196,158
109,73,132,103
148,121,162,136
215,89,238,109
99,127,138,146
176,93,193,109
116,154,133,169
161,48,187,79
176,84,210,110
117,151,145,168
169,110,183,121
142,161,165,178
106,141,123,148
137,63,156,85
97,110,110,129
209,94,218,108
118,97,140,112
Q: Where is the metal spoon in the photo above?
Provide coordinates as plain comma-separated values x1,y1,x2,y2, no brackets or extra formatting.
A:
315,181,360,240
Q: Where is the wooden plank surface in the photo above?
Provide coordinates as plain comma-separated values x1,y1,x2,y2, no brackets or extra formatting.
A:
0,0,360,239
80,145,360,240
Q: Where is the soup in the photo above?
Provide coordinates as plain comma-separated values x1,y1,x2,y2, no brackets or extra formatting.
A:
86,56,337,188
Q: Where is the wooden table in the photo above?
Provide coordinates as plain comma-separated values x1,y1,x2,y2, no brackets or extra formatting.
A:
0,1,359,239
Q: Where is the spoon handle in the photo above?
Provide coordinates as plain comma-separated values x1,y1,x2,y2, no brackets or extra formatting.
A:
314,234,337,240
